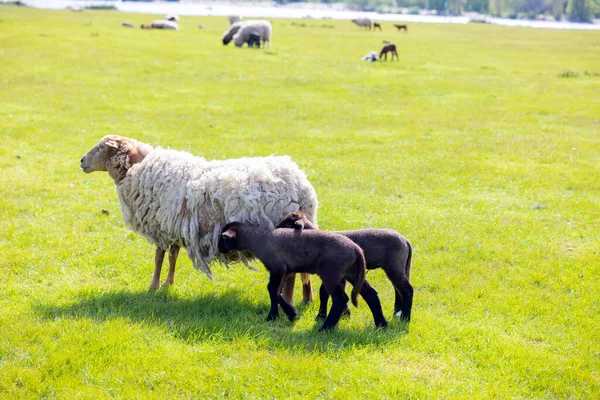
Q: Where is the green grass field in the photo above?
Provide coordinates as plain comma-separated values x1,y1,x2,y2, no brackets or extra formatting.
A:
1,5,599,398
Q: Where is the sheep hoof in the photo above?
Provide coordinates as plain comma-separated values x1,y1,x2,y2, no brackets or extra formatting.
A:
375,320,389,329
161,280,173,288
148,283,160,291
315,312,327,321
266,313,280,321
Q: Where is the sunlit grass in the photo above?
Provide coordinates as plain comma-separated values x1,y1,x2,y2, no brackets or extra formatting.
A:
0,5,599,398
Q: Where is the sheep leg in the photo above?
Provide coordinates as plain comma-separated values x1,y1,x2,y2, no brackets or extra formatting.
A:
281,273,296,303
267,272,285,321
385,268,413,321
162,245,180,287
300,272,314,303
150,248,166,290
320,283,349,330
320,285,349,331
348,278,388,328
277,292,298,322
315,283,329,320
316,282,350,320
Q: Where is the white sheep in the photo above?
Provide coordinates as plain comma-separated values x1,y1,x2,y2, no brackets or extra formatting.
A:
351,18,373,30
233,21,272,48
79,135,318,303
222,20,273,47
228,15,242,25
141,20,179,30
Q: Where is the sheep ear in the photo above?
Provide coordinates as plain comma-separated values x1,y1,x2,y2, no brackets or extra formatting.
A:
222,229,236,239
104,139,119,149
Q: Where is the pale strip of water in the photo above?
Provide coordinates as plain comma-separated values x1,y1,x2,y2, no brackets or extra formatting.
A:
7,0,600,30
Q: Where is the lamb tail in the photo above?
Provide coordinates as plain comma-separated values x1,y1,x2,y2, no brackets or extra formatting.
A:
405,240,413,280
351,247,366,307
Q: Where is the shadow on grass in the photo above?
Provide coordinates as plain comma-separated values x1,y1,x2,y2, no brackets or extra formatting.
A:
34,289,408,352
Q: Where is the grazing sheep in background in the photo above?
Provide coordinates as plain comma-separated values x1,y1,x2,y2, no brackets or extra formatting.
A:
247,31,262,48
233,20,272,48
218,222,389,330
374,22,382,30
361,51,379,62
394,24,408,32
79,135,318,304
228,15,242,25
380,42,398,61
277,211,413,321
352,18,373,30
141,20,179,30
222,21,243,45
122,22,134,28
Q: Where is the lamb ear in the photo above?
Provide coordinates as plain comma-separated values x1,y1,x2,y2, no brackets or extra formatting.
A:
222,229,236,239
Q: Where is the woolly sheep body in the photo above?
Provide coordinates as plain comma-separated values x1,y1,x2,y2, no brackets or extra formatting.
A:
150,19,179,30
352,18,372,29
232,20,272,48
116,149,317,279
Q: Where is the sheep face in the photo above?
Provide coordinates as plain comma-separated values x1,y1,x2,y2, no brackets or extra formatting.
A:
222,24,242,45
276,211,308,230
217,223,242,254
80,136,120,173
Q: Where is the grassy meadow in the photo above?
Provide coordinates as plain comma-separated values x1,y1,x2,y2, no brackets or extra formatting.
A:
1,5,599,398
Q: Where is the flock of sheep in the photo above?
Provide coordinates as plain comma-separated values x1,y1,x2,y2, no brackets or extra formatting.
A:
80,136,413,331
123,14,406,58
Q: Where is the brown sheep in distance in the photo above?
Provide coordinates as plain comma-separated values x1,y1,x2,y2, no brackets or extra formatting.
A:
380,42,398,61
394,24,408,32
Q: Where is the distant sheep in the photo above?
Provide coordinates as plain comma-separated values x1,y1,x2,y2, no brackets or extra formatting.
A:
394,24,408,31
374,22,382,30
122,22,134,28
165,14,179,23
352,18,373,30
233,20,272,48
380,43,398,61
79,136,318,304
218,222,389,330
228,15,242,25
141,20,179,30
361,51,379,62
277,211,413,321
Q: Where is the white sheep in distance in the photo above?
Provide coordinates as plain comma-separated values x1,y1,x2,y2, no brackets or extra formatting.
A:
228,15,242,25
351,18,373,30
141,20,179,30
233,21,272,48
79,135,318,303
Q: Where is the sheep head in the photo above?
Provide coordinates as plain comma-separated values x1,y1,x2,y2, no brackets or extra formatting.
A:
276,211,309,230
218,222,244,254
222,23,242,45
80,135,152,184
80,136,121,173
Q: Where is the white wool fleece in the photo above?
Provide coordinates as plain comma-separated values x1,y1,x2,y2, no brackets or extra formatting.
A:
116,148,318,280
